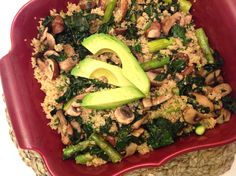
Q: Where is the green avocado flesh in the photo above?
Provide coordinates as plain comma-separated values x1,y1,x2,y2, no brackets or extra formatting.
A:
71,57,133,87
81,87,145,109
82,33,150,95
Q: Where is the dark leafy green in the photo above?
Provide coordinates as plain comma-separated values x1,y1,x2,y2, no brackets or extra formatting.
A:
98,16,115,33
56,75,111,103
42,15,53,29
177,75,205,95
132,43,142,53
154,73,167,81
125,24,139,40
168,59,187,73
171,24,191,45
100,118,113,134
187,97,210,114
144,117,185,149
222,95,236,113
204,50,224,72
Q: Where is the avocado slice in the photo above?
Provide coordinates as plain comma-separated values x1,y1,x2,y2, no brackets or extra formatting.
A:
71,57,133,87
81,87,144,109
82,33,150,95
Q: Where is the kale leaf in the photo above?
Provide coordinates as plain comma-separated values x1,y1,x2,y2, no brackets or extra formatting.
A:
222,95,236,113
204,50,224,72
171,24,191,45
168,59,187,73
125,24,139,40
144,117,185,149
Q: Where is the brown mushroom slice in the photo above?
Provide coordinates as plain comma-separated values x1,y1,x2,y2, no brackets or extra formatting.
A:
71,119,82,133
65,94,87,116
146,71,164,86
105,136,116,146
114,28,127,35
205,69,221,85
114,106,135,125
52,15,64,34
183,107,198,124
59,57,78,72
44,50,60,58
61,124,73,145
131,128,144,137
146,21,161,39
40,27,48,42
98,0,108,10
45,59,60,80
125,143,138,157
179,14,192,26
36,58,47,71
181,65,195,77
216,108,231,124
162,12,182,35
197,112,215,119
56,110,67,125
79,0,97,10
45,33,56,49
142,93,173,108
63,44,76,57
120,0,128,21
213,83,232,98
132,115,148,130
192,93,214,112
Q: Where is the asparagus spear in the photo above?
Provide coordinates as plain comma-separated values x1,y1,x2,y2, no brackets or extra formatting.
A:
75,153,94,164
63,140,92,159
164,0,172,4
103,0,117,23
148,38,174,53
195,28,214,64
178,0,192,13
89,133,122,163
140,57,170,71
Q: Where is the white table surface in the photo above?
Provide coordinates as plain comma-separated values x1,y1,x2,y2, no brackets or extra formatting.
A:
0,1,236,175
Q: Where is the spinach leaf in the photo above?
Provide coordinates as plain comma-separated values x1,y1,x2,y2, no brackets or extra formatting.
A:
171,24,191,45
154,73,167,81
125,24,139,40
168,59,186,73
98,16,115,33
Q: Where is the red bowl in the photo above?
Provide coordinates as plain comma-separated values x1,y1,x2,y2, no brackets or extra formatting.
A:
1,0,236,176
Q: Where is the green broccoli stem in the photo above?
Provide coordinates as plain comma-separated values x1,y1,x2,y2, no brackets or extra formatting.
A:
103,0,117,23
195,28,214,64
89,133,122,163
63,140,92,159
178,0,192,13
75,153,94,164
147,38,174,53
140,57,170,71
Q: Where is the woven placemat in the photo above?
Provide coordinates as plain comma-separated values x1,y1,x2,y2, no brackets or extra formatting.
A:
5,108,236,176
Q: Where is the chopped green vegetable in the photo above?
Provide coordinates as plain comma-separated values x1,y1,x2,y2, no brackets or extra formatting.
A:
154,73,167,81
178,0,192,13
89,133,122,163
148,38,174,52
63,140,92,159
171,24,191,45
168,59,186,73
132,43,142,53
144,118,185,149
164,0,172,4
204,50,224,72
195,28,214,64
222,95,236,113
103,0,117,23
140,57,170,71
195,125,206,136
98,16,115,33
125,24,139,40
75,153,93,164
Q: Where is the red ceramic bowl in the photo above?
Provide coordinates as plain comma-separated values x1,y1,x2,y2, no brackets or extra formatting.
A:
1,0,236,176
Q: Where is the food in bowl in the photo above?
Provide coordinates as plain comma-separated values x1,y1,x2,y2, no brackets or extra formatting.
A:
31,0,236,166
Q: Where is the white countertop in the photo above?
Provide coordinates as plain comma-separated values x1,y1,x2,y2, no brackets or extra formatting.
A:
0,1,235,175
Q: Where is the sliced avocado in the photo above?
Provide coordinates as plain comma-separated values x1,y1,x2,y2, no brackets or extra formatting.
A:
82,33,150,96
71,57,133,87
81,87,144,109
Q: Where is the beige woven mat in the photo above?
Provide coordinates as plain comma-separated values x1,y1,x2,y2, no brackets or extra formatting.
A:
5,108,236,176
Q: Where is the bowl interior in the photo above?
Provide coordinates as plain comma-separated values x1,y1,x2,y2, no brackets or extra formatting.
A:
1,0,236,176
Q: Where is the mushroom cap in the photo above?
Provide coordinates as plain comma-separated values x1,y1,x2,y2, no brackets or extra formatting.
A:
192,93,214,112
183,107,198,124
45,58,60,80
114,106,135,125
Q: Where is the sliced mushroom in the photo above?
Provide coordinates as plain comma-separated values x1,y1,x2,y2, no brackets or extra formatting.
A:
205,69,221,85
70,119,81,133
52,15,64,34
45,59,60,80
79,0,97,10
181,65,195,77
59,57,78,72
146,71,164,86
131,128,144,137
179,14,192,26
63,44,76,57
114,106,135,125
40,27,48,42
120,0,128,21
192,93,214,112
162,12,182,35
98,0,108,10
36,58,47,71
132,114,148,130
44,50,59,58
45,33,56,49
56,110,73,145
213,83,232,98
142,93,173,108
125,143,138,157
146,21,161,39
216,108,231,124
114,28,127,35
65,94,86,116
183,107,199,124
